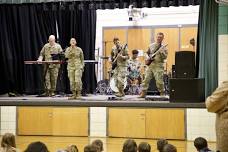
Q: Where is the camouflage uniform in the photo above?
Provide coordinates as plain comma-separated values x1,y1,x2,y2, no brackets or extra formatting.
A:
65,46,84,98
111,45,129,97
38,43,62,95
142,43,168,95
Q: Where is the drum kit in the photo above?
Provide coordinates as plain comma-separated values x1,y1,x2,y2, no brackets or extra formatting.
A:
96,56,142,95
96,71,141,95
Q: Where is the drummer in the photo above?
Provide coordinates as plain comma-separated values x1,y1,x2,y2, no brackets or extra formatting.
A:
128,49,142,84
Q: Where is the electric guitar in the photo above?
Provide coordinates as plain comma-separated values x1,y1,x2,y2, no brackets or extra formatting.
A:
145,44,168,66
112,44,128,70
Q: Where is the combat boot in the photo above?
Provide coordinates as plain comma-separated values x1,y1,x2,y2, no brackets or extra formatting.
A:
115,92,123,97
76,90,82,99
68,91,77,100
49,90,55,97
45,90,50,97
115,87,125,97
160,91,166,96
119,88,125,97
139,90,147,98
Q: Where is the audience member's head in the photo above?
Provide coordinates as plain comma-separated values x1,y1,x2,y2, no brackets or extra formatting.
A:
92,139,103,152
56,150,66,152
157,139,168,152
163,144,177,152
24,141,49,152
122,139,137,152
138,142,151,152
84,144,97,152
194,137,209,151
1,133,16,148
66,145,78,152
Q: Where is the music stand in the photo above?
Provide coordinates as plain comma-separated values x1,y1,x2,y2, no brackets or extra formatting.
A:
51,53,67,96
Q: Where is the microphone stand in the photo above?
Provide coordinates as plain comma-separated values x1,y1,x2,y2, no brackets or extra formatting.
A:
56,47,67,97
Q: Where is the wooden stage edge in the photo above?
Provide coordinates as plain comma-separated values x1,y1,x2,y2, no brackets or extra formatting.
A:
0,95,205,108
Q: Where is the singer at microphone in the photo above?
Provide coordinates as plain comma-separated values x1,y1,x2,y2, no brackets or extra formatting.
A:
64,38,84,100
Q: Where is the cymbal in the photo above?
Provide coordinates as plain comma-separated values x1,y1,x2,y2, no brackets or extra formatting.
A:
99,56,109,59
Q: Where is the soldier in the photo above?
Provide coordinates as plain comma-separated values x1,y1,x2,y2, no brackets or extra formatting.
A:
65,38,84,99
37,35,62,96
139,32,168,98
111,37,129,97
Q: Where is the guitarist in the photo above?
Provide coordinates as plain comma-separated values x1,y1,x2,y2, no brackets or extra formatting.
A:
139,32,168,98
111,37,129,97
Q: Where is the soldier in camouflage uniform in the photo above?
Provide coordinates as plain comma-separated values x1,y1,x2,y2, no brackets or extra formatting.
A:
38,35,62,96
65,38,84,99
139,32,168,98
111,37,129,97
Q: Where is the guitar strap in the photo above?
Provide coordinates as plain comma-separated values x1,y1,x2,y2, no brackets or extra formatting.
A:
114,46,121,60
113,44,127,61
151,43,162,56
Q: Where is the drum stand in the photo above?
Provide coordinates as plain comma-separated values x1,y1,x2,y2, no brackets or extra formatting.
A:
95,69,113,95
57,63,67,97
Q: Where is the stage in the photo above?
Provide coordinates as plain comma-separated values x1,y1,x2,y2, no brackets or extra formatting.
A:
0,94,205,108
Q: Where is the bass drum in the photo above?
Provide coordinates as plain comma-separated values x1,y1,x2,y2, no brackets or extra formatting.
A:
110,77,128,93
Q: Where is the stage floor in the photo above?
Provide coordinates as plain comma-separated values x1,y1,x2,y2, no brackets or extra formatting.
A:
0,94,205,108
0,94,165,101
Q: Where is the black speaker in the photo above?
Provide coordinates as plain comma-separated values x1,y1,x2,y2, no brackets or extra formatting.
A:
169,78,205,103
172,65,176,78
175,51,196,78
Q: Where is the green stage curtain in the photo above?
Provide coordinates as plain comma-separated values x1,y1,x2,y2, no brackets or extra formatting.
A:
197,0,218,97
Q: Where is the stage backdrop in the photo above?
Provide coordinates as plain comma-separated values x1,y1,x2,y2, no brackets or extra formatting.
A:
0,3,97,94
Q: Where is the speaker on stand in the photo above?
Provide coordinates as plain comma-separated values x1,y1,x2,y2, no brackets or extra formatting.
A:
175,51,196,78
